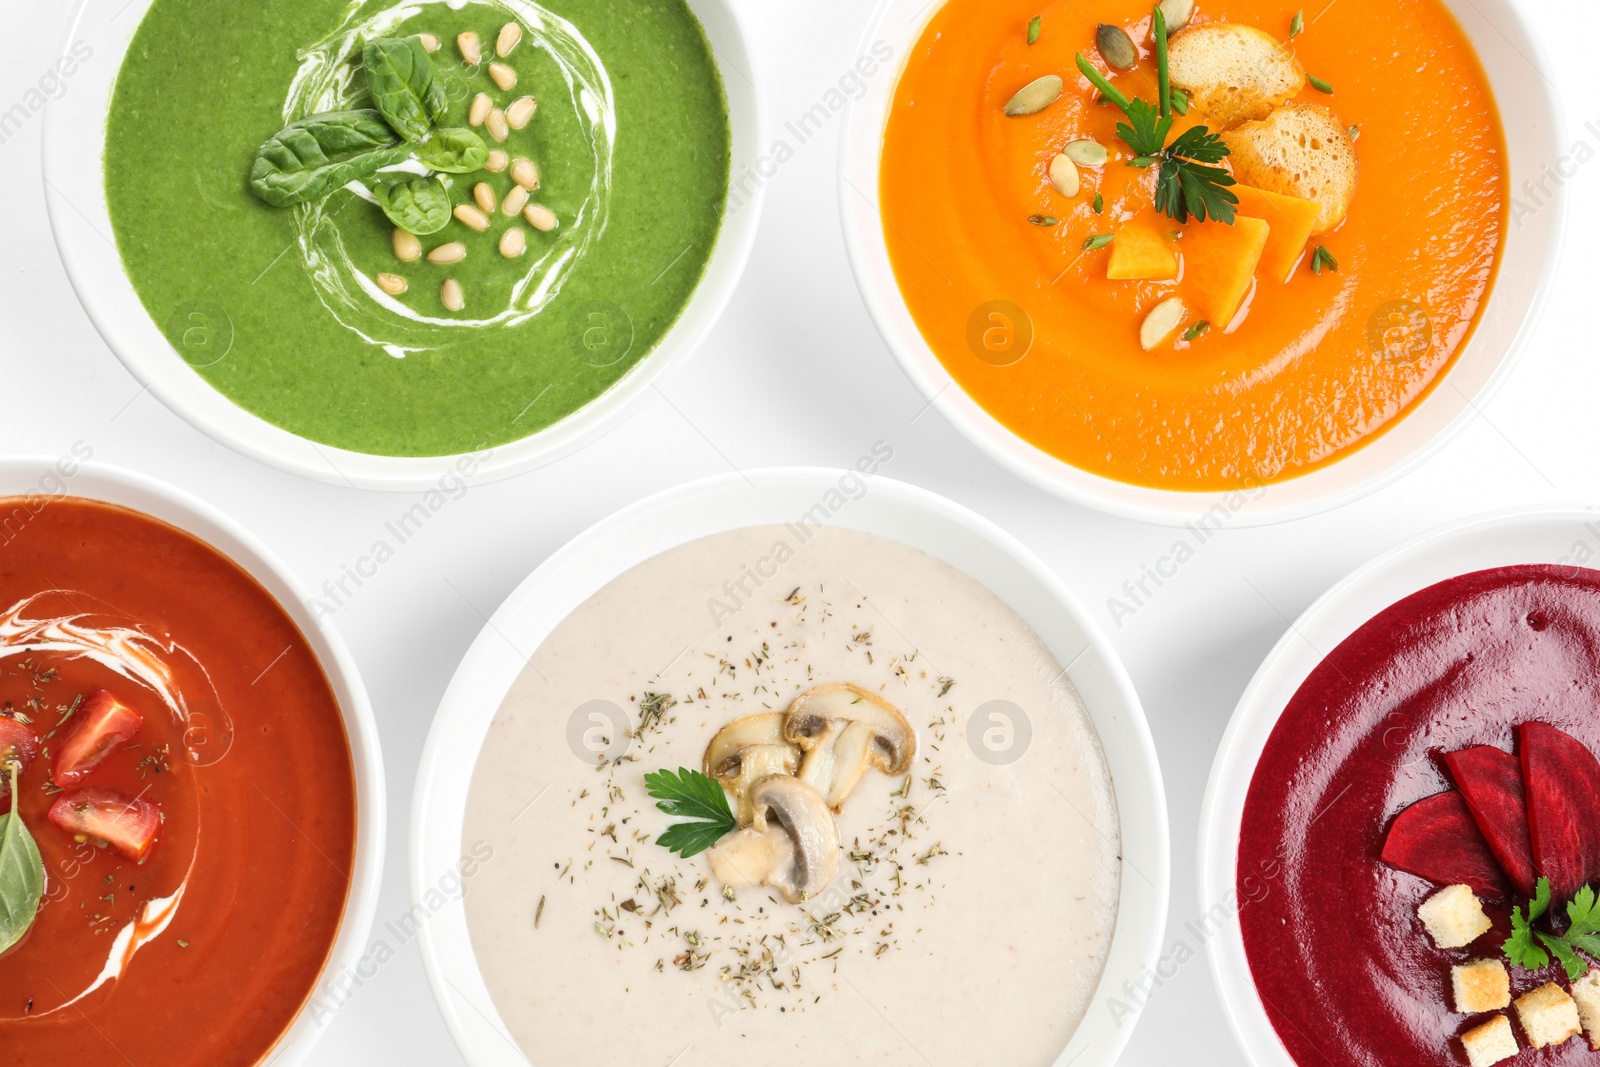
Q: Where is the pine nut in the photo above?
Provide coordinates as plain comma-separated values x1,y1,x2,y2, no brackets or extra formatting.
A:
523,203,558,232
453,204,491,232
486,108,510,142
392,228,422,262
510,157,540,190
441,278,465,312
376,272,408,295
489,62,517,91
496,22,523,57
485,150,509,173
427,241,467,264
457,32,481,65
469,92,492,126
418,33,440,52
473,182,497,213
506,96,537,129
502,184,528,216
499,228,527,257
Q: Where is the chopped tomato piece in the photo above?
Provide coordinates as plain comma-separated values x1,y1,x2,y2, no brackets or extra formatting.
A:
48,788,161,862
54,691,143,788
0,717,39,781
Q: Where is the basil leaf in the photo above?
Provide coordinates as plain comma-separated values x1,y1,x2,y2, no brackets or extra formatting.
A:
415,127,490,173
249,110,411,208
363,37,448,143
0,764,44,956
375,177,452,235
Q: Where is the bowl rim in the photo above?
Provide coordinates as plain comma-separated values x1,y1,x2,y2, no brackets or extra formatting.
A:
0,456,385,1067
1196,504,1600,1066
836,0,1567,528
409,465,1171,1067
41,0,767,492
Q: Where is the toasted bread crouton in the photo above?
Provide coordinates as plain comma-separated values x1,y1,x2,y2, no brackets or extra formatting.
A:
1454,959,1512,1014
1223,102,1357,234
1570,969,1600,1049
1418,884,1493,949
1167,23,1303,129
1514,982,1582,1049
1461,1015,1518,1067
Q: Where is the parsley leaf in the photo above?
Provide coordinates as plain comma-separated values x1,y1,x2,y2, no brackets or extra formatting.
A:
1540,932,1589,982
1506,901,1551,971
1115,97,1171,158
644,767,737,858
1529,876,1553,922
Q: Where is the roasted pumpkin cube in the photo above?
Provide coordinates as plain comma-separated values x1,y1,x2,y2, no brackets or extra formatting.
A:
1179,215,1270,326
1106,212,1179,281
1233,184,1320,283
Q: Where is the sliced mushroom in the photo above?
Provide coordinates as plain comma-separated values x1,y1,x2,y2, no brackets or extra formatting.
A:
782,684,916,811
702,712,801,824
706,775,839,903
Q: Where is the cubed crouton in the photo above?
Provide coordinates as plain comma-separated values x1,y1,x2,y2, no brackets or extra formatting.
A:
1418,884,1493,949
1222,103,1357,235
1453,959,1512,1014
1461,1015,1518,1067
1571,969,1600,1049
1514,982,1582,1049
1167,22,1303,129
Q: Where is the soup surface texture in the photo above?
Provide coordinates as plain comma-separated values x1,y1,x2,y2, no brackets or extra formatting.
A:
462,524,1121,1065
106,0,730,457
0,498,356,1067
1238,565,1600,1067
880,0,1506,490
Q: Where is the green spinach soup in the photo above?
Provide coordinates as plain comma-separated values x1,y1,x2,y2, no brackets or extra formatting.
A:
106,0,730,456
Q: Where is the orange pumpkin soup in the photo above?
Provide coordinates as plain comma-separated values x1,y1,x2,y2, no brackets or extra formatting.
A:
880,0,1506,490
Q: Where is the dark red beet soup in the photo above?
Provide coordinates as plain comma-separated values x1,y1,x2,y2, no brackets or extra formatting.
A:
1238,564,1600,1067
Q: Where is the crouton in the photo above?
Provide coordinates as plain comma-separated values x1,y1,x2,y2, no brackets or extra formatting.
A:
1570,969,1600,1050
1460,1015,1518,1067
1167,23,1303,129
1418,884,1493,949
1514,982,1582,1049
1453,959,1512,1014
1222,103,1357,234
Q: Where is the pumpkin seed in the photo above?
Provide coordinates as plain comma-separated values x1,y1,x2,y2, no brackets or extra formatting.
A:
499,227,527,257
1048,154,1079,197
417,33,441,53
1158,0,1195,32
1096,24,1138,71
1082,233,1114,251
428,241,467,264
486,108,510,142
502,184,529,216
440,278,465,311
453,204,491,231
486,150,509,173
510,157,540,190
376,272,408,295
473,182,496,213
497,22,523,57
506,96,537,129
489,62,518,91
469,92,492,127
1140,296,1185,350
392,227,422,262
1004,74,1064,116
1063,138,1108,167
523,203,558,231
457,32,481,66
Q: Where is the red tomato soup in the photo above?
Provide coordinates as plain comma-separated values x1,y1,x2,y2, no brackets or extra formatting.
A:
0,499,355,1066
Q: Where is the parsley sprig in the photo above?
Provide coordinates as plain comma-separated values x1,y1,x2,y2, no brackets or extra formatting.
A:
1073,6,1238,225
1505,877,1600,981
644,767,737,858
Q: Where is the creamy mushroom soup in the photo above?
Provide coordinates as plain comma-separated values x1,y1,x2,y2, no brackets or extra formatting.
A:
461,524,1121,1064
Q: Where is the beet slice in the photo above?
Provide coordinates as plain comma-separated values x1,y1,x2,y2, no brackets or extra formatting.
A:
1380,791,1510,899
1443,746,1538,898
1519,722,1600,904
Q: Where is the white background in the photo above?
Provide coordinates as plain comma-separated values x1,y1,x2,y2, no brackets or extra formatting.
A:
1,0,1595,1063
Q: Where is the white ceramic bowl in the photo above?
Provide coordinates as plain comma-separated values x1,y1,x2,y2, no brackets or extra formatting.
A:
42,0,764,492
411,467,1170,1067
0,456,385,1066
839,0,1564,527
1198,506,1600,1066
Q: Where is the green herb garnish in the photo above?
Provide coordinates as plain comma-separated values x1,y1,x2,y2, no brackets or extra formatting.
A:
1310,245,1338,274
644,767,737,858
1289,9,1304,37
1170,86,1189,115
1082,233,1114,251
1029,214,1059,226
1183,320,1210,341
1506,879,1600,982
1092,192,1104,214
1307,73,1334,94
0,761,45,955
1027,15,1042,44
364,36,448,142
